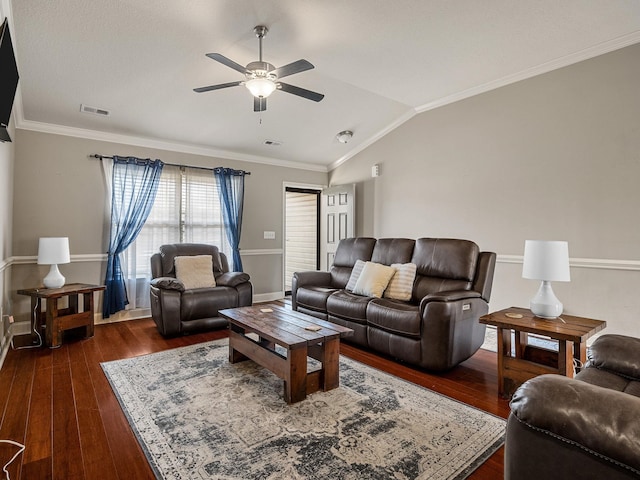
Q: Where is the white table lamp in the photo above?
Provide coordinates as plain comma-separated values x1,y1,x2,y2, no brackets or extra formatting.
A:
38,237,71,288
522,240,570,319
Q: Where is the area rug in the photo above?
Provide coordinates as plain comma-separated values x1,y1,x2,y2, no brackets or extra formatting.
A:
101,339,505,480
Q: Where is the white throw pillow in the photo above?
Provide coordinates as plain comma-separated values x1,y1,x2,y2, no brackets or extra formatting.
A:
384,263,417,301
174,255,216,289
352,262,396,298
346,259,366,291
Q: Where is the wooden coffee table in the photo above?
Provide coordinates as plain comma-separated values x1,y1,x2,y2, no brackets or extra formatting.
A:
219,304,353,404
480,307,606,398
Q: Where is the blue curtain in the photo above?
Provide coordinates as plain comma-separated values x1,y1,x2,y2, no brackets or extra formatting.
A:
103,156,163,317
214,167,246,271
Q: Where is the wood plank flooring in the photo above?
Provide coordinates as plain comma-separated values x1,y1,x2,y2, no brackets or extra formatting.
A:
0,317,510,479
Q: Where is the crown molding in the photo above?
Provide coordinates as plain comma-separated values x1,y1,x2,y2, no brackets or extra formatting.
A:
15,119,328,173
416,31,640,115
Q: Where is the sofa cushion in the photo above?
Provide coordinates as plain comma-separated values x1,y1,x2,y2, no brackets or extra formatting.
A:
587,334,640,380
296,286,339,313
330,237,376,288
353,262,396,298
180,286,237,321
411,238,479,298
371,238,415,265
367,299,422,338
412,238,479,280
160,243,223,276
384,263,417,301
346,259,366,291
575,367,640,398
174,255,216,289
326,290,371,325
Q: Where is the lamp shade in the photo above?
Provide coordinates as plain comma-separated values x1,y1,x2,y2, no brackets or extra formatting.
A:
522,240,570,282
37,237,71,265
245,78,276,98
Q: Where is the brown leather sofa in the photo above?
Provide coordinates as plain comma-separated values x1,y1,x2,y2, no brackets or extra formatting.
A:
505,334,640,479
291,237,496,371
149,243,252,336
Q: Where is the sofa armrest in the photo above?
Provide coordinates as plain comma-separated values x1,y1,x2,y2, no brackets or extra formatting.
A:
588,334,640,380
291,271,332,310
293,270,331,288
150,276,185,292
421,289,481,304
509,374,640,474
216,272,250,287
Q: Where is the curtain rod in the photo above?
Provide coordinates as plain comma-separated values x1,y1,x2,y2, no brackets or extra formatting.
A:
89,154,251,175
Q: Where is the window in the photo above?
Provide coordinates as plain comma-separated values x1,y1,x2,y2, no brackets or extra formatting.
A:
122,165,230,310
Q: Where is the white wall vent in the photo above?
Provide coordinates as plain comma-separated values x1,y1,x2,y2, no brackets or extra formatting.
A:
264,139,282,146
80,104,110,116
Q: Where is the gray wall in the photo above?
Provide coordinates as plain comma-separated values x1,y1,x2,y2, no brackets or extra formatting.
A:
11,129,327,322
330,43,640,339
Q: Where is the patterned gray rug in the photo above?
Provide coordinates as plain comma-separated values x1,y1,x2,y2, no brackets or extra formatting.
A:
101,339,505,480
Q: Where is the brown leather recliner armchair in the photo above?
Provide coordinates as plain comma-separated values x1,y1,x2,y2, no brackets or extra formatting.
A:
149,243,252,336
505,334,640,479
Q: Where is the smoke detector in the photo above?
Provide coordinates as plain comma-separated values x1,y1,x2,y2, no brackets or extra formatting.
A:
336,130,353,144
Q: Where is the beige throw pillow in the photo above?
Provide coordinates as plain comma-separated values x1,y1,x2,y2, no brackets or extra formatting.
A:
352,262,396,298
346,259,366,291
174,255,216,289
384,263,417,301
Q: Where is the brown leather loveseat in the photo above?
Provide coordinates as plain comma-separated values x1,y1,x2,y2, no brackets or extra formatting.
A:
150,243,252,336
505,334,640,479
291,237,496,371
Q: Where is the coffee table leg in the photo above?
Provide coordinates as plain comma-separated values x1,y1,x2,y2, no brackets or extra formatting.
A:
322,338,340,391
228,327,248,363
284,347,307,404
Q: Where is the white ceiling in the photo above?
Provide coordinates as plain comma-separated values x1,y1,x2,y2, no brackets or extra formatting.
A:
7,0,640,171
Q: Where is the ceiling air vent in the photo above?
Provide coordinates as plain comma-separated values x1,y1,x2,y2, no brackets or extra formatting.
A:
80,104,110,116
264,139,282,146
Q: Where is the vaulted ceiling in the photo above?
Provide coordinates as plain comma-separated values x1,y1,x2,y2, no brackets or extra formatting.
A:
8,0,640,170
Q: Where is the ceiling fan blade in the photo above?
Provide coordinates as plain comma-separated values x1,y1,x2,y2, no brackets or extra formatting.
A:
193,81,243,93
205,53,247,74
274,59,314,79
254,96,267,112
278,82,324,102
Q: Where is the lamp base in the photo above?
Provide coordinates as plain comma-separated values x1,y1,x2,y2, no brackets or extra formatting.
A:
43,264,66,289
530,280,563,319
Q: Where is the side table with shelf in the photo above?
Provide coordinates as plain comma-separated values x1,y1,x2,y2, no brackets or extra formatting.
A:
17,283,106,348
480,306,606,398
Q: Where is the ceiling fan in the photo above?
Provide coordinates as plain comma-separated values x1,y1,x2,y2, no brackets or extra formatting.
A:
194,25,324,112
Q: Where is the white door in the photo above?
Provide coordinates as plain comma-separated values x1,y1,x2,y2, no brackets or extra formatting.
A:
320,184,356,271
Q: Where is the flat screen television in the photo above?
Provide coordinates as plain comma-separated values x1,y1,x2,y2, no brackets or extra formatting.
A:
0,17,19,143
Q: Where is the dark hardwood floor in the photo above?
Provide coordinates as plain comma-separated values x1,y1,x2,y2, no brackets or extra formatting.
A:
0,317,510,479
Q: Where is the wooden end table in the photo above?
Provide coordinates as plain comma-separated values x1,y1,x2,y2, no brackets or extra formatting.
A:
480,307,606,398
17,283,106,348
220,304,353,404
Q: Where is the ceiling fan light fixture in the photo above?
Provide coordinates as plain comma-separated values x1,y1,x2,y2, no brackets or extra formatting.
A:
246,77,277,98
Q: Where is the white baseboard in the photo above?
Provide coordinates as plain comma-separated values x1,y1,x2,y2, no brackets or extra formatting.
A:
0,321,32,370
